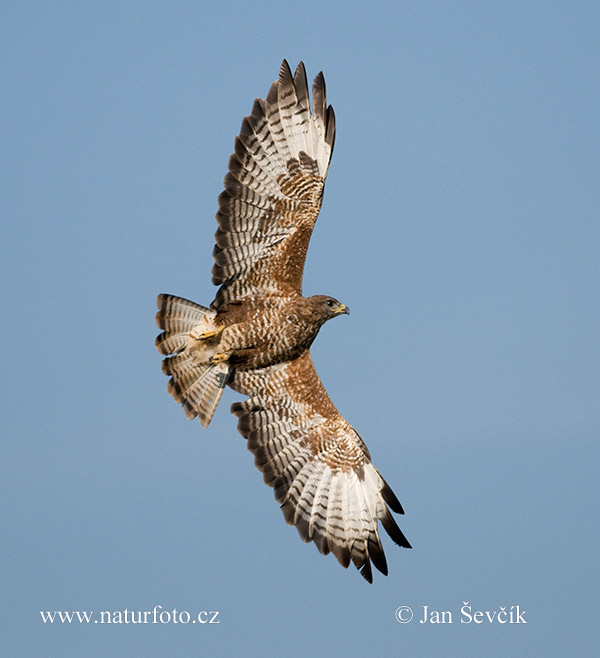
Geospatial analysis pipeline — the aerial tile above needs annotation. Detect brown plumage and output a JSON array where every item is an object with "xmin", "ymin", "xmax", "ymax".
[{"xmin": 155, "ymin": 60, "xmax": 411, "ymax": 583}]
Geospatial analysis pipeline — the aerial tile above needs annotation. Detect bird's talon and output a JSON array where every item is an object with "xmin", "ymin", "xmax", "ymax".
[{"xmin": 190, "ymin": 328, "xmax": 222, "ymax": 341}]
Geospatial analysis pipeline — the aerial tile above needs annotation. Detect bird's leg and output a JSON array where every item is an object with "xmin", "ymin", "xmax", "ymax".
[
  {"xmin": 189, "ymin": 327, "xmax": 223, "ymax": 341},
  {"xmin": 209, "ymin": 352, "xmax": 229, "ymax": 365}
]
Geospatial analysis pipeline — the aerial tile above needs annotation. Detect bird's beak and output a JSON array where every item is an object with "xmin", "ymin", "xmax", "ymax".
[{"xmin": 334, "ymin": 303, "xmax": 350, "ymax": 316}]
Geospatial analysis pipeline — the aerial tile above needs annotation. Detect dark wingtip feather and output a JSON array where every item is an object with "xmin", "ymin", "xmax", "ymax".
[
  {"xmin": 359, "ymin": 559, "xmax": 373, "ymax": 584},
  {"xmin": 313, "ymin": 532, "xmax": 330, "ymax": 556},
  {"xmin": 381, "ymin": 510, "xmax": 412, "ymax": 549},
  {"xmin": 368, "ymin": 535, "xmax": 389, "ymax": 576},
  {"xmin": 293, "ymin": 62, "xmax": 309, "ymax": 108},
  {"xmin": 278, "ymin": 59, "xmax": 293, "ymax": 88},
  {"xmin": 239, "ymin": 115, "xmax": 253, "ymax": 138},
  {"xmin": 266, "ymin": 79, "xmax": 278, "ymax": 108},
  {"xmin": 312, "ymin": 71, "xmax": 326, "ymax": 122},
  {"xmin": 331, "ymin": 542, "xmax": 351, "ymax": 569},
  {"xmin": 293, "ymin": 61, "xmax": 307, "ymax": 83},
  {"xmin": 381, "ymin": 478, "xmax": 405, "ymax": 514},
  {"xmin": 251, "ymin": 97, "xmax": 266, "ymax": 121},
  {"xmin": 295, "ymin": 513, "xmax": 311, "ymax": 543},
  {"xmin": 279, "ymin": 58, "xmax": 291, "ymax": 76},
  {"xmin": 280, "ymin": 500, "xmax": 295, "ymax": 525},
  {"xmin": 325, "ymin": 105, "xmax": 336, "ymax": 153}
]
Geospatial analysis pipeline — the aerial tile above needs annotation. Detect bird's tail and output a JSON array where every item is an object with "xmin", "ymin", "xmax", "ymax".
[{"xmin": 155, "ymin": 294, "xmax": 231, "ymax": 427}]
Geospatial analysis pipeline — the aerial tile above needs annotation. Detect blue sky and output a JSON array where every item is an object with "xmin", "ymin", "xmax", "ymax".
[{"xmin": 2, "ymin": 1, "xmax": 598, "ymax": 656}]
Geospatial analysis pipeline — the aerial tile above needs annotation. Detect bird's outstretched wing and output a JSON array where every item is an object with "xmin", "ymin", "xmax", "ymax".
[
  {"xmin": 212, "ymin": 60, "xmax": 336, "ymax": 309},
  {"xmin": 230, "ymin": 351, "xmax": 411, "ymax": 583}
]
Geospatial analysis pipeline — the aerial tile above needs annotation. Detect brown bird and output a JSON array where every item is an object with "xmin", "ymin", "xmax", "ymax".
[{"xmin": 155, "ymin": 60, "xmax": 411, "ymax": 583}]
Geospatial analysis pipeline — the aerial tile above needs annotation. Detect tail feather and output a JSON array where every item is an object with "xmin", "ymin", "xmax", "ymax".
[
  {"xmin": 155, "ymin": 294, "xmax": 231, "ymax": 427},
  {"xmin": 168, "ymin": 361, "xmax": 230, "ymax": 426},
  {"xmin": 155, "ymin": 294, "xmax": 214, "ymax": 355}
]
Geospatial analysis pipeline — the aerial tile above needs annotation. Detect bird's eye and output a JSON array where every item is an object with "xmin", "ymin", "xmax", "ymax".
[{"xmin": 327, "ymin": 299, "xmax": 335, "ymax": 307}]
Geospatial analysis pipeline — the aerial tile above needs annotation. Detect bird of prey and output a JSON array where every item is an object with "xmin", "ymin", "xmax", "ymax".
[{"xmin": 155, "ymin": 60, "xmax": 411, "ymax": 582}]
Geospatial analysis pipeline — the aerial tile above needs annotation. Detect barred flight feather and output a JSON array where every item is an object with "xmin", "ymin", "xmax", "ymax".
[
  {"xmin": 218, "ymin": 193, "xmax": 271, "ymax": 222},
  {"xmin": 214, "ymin": 226, "xmax": 289, "ymax": 250},
  {"xmin": 251, "ymin": 424, "xmax": 303, "ymax": 462},
  {"xmin": 230, "ymin": 140, "xmax": 281, "ymax": 194}
]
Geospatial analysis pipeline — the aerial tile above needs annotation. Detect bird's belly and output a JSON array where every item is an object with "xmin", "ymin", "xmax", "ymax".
[{"xmin": 220, "ymin": 312, "xmax": 314, "ymax": 370}]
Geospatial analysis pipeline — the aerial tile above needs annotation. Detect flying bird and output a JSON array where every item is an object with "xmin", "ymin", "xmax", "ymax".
[{"xmin": 155, "ymin": 60, "xmax": 411, "ymax": 582}]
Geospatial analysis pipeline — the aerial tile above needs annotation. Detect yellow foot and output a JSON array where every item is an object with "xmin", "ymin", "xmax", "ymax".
[
  {"xmin": 209, "ymin": 353, "xmax": 229, "ymax": 365},
  {"xmin": 190, "ymin": 328, "xmax": 222, "ymax": 341}
]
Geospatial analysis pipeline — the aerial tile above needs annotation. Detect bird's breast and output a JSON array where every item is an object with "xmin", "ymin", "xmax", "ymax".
[{"xmin": 219, "ymin": 299, "xmax": 320, "ymax": 369}]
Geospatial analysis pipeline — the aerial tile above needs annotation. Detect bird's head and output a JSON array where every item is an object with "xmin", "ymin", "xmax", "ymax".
[{"xmin": 310, "ymin": 295, "xmax": 350, "ymax": 322}]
